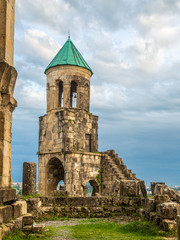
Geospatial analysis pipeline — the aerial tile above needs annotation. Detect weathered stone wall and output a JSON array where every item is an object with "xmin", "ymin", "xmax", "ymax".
[
  {"xmin": 0, "ymin": 0, "xmax": 15, "ymax": 66},
  {"xmin": 101, "ymin": 150, "xmax": 137, "ymax": 196},
  {"xmin": 39, "ymin": 152, "xmax": 102, "ymax": 196},
  {"xmin": 139, "ymin": 182, "xmax": 180, "ymax": 231},
  {"xmin": 39, "ymin": 109, "xmax": 98, "ymax": 153},
  {"xmin": 33, "ymin": 196, "xmax": 144, "ymax": 220},
  {"xmin": 46, "ymin": 65, "xmax": 91, "ymax": 112},
  {"xmin": 39, "ymin": 150, "xmax": 140, "ymax": 198},
  {"xmin": 22, "ymin": 162, "xmax": 36, "ymax": 195}
]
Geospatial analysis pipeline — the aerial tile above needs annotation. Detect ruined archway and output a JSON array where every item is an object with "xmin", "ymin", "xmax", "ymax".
[
  {"xmin": 84, "ymin": 179, "xmax": 99, "ymax": 197},
  {"xmin": 46, "ymin": 158, "xmax": 64, "ymax": 195}
]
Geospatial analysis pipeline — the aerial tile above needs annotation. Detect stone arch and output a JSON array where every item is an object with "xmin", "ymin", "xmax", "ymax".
[
  {"xmin": 83, "ymin": 179, "xmax": 100, "ymax": 197},
  {"xmin": 46, "ymin": 158, "xmax": 64, "ymax": 195},
  {"xmin": 70, "ymin": 81, "xmax": 77, "ymax": 107}
]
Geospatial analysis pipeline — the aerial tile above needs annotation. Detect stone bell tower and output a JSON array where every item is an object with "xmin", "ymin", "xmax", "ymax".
[
  {"xmin": 38, "ymin": 37, "xmax": 100, "ymax": 196},
  {"xmin": 0, "ymin": 0, "xmax": 17, "ymax": 202}
]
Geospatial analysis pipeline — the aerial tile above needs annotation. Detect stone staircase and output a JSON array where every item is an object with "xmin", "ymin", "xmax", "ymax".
[{"xmin": 100, "ymin": 150, "xmax": 138, "ymax": 196}]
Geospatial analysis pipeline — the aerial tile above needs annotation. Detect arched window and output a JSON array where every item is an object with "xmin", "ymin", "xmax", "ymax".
[
  {"xmin": 59, "ymin": 81, "xmax": 63, "ymax": 107},
  {"xmin": 70, "ymin": 81, "xmax": 77, "ymax": 108}
]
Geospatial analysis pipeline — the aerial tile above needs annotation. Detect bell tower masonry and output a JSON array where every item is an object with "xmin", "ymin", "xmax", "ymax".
[
  {"xmin": 0, "ymin": 0, "xmax": 17, "ymax": 197},
  {"xmin": 38, "ymin": 37, "xmax": 139, "ymax": 197},
  {"xmin": 38, "ymin": 37, "xmax": 99, "ymax": 196}
]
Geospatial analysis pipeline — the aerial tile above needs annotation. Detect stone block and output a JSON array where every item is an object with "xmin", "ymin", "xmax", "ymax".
[
  {"xmin": 14, "ymin": 217, "xmax": 22, "ymax": 230},
  {"xmin": 154, "ymin": 194, "xmax": 170, "ymax": 204},
  {"xmin": 162, "ymin": 219, "xmax": 177, "ymax": 231},
  {"xmin": 177, "ymin": 215, "xmax": 180, "ymax": 240},
  {"xmin": 26, "ymin": 198, "xmax": 41, "ymax": 213},
  {"xmin": 138, "ymin": 181, "xmax": 147, "ymax": 198},
  {"xmin": 0, "ymin": 227, "xmax": 2, "ymax": 240},
  {"xmin": 22, "ymin": 215, "xmax": 33, "ymax": 227},
  {"xmin": 164, "ymin": 186, "xmax": 180, "ymax": 202},
  {"xmin": 1, "ymin": 224, "xmax": 10, "ymax": 239},
  {"xmin": 120, "ymin": 180, "xmax": 139, "ymax": 197},
  {"xmin": 151, "ymin": 182, "xmax": 165, "ymax": 196},
  {"xmin": 0, "ymin": 188, "xmax": 16, "ymax": 204},
  {"xmin": 12, "ymin": 200, "xmax": 27, "ymax": 217},
  {"xmin": 154, "ymin": 184, "xmax": 165, "ymax": 195},
  {"xmin": 139, "ymin": 208, "xmax": 146, "ymax": 218},
  {"xmin": 145, "ymin": 199, "xmax": 156, "ymax": 212},
  {"xmin": 157, "ymin": 202, "xmax": 180, "ymax": 219},
  {"xmin": 32, "ymin": 223, "xmax": 45, "ymax": 233},
  {"xmin": 0, "ymin": 205, "xmax": 13, "ymax": 223}
]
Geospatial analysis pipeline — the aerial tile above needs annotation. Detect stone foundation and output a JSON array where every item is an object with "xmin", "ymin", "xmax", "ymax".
[
  {"xmin": 27, "ymin": 196, "xmax": 144, "ymax": 220},
  {"xmin": 0, "ymin": 200, "xmax": 27, "ymax": 224}
]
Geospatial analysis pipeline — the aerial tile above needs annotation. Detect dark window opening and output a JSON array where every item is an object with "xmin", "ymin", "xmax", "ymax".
[
  {"xmin": 59, "ymin": 81, "xmax": 63, "ymax": 107},
  {"xmin": 85, "ymin": 134, "xmax": 91, "ymax": 152},
  {"xmin": 70, "ymin": 81, "xmax": 77, "ymax": 108}
]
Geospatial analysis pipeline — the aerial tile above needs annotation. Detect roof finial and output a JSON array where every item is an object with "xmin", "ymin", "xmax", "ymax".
[{"xmin": 68, "ymin": 30, "xmax": 70, "ymax": 39}]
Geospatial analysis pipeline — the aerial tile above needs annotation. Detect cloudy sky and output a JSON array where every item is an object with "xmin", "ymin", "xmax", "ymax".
[{"xmin": 12, "ymin": 0, "xmax": 180, "ymax": 186}]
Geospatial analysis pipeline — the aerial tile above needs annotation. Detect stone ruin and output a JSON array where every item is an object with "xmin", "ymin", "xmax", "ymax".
[
  {"xmin": 38, "ymin": 37, "xmax": 146, "ymax": 198},
  {"xmin": 1, "ymin": 1, "xmax": 180, "ymax": 239},
  {"xmin": 139, "ymin": 182, "xmax": 180, "ymax": 232}
]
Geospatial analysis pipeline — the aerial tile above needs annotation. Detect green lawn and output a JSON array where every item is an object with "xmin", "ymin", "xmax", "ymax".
[
  {"xmin": 52, "ymin": 221, "xmax": 173, "ymax": 240},
  {"xmin": 4, "ymin": 220, "xmax": 175, "ymax": 240}
]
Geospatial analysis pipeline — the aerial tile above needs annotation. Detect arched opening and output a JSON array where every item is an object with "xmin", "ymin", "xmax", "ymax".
[
  {"xmin": 70, "ymin": 81, "xmax": 77, "ymax": 108},
  {"xmin": 57, "ymin": 180, "xmax": 64, "ymax": 190},
  {"xmin": 85, "ymin": 180, "xmax": 99, "ymax": 197},
  {"xmin": 46, "ymin": 158, "xmax": 64, "ymax": 195},
  {"xmin": 59, "ymin": 81, "xmax": 63, "ymax": 107}
]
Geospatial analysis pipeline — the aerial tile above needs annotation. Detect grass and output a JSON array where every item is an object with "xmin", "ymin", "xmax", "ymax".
[
  {"xmin": 20, "ymin": 194, "xmax": 41, "ymax": 200},
  {"xmin": 4, "ymin": 220, "xmax": 176, "ymax": 240},
  {"xmin": 59, "ymin": 221, "xmax": 174, "ymax": 240},
  {"xmin": 4, "ymin": 229, "xmax": 53, "ymax": 240}
]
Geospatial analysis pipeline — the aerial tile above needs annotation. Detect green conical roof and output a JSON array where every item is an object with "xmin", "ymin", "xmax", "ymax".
[{"xmin": 45, "ymin": 37, "xmax": 93, "ymax": 75}]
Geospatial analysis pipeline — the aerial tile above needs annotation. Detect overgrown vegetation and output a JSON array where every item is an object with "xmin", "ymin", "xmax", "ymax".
[
  {"xmin": 20, "ymin": 194, "xmax": 41, "ymax": 200},
  {"xmin": 4, "ymin": 229, "xmax": 53, "ymax": 240}
]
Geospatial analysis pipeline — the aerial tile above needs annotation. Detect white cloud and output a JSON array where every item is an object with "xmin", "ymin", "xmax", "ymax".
[{"xmin": 12, "ymin": 0, "xmax": 180, "ymax": 185}]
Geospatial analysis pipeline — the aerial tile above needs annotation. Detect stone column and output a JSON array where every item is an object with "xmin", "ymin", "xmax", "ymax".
[
  {"xmin": 0, "ymin": 0, "xmax": 15, "ymax": 65},
  {"xmin": 22, "ymin": 162, "xmax": 37, "ymax": 195},
  {"xmin": 177, "ymin": 215, "xmax": 180, "ymax": 240},
  {"xmin": 0, "ymin": 0, "xmax": 17, "ymax": 191}
]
